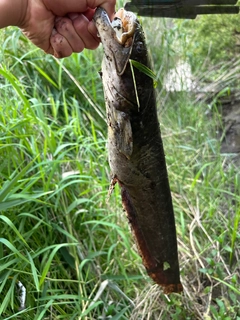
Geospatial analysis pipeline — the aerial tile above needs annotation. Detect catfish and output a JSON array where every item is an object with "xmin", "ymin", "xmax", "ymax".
[{"xmin": 94, "ymin": 7, "xmax": 182, "ymax": 293}]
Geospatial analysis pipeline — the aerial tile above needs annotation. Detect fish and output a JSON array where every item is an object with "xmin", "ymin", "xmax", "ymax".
[{"xmin": 94, "ymin": 7, "xmax": 183, "ymax": 294}]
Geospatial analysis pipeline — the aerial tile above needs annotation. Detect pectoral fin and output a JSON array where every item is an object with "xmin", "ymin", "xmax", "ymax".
[{"xmin": 111, "ymin": 43, "xmax": 133, "ymax": 76}]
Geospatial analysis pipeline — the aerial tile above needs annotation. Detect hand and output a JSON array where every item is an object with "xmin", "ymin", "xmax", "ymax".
[{"xmin": 19, "ymin": 0, "xmax": 116, "ymax": 58}]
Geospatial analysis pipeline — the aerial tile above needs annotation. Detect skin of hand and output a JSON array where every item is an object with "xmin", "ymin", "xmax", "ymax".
[{"xmin": 18, "ymin": 0, "xmax": 116, "ymax": 58}]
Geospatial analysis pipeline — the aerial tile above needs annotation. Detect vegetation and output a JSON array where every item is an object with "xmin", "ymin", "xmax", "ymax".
[
  {"xmin": 179, "ymin": 14, "xmax": 240, "ymax": 69},
  {"xmin": 0, "ymin": 11, "xmax": 239, "ymax": 320}
]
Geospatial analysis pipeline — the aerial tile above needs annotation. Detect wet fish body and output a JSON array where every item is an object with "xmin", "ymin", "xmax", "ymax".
[{"xmin": 94, "ymin": 7, "xmax": 182, "ymax": 293}]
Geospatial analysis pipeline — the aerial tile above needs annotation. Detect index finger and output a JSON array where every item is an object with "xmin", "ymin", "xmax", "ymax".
[
  {"xmin": 94, "ymin": 0, "xmax": 116, "ymax": 20},
  {"xmin": 43, "ymin": 0, "xmax": 116, "ymax": 20}
]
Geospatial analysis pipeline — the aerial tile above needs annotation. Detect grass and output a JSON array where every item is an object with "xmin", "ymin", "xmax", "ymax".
[{"xmin": 0, "ymin": 16, "xmax": 240, "ymax": 320}]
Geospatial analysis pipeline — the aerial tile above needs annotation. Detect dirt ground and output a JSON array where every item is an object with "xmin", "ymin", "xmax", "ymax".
[
  {"xmin": 220, "ymin": 100, "xmax": 240, "ymax": 155},
  {"xmin": 164, "ymin": 60, "xmax": 240, "ymax": 160},
  {"xmin": 196, "ymin": 91, "xmax": 240, "ymax": 163}
]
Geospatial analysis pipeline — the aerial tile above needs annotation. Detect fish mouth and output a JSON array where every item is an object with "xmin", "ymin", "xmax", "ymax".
[
  {"xmin": 112, "ymin": 8, "xmax": 137, "ymax": 46},
  {"xmin": 94, "ymin": 7, "xmax": 138, "ymax": 75},
  {"xmin": 94, "ymin": 7, "xmax": 137, "ymax": 47}
]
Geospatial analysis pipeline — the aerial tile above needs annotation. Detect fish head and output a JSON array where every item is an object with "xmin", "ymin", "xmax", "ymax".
[{"xmin": 94, "ymin": 7, "xmax": 138, "ymax": 75}]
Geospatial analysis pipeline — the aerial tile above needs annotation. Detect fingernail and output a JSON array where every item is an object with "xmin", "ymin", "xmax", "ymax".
[
  {"xmin": 68, "ymin": 13, "xmax": 79, "ymax": 20},
  {"xmin": 51, "ymin": 28, "xmax": 57, "ymax": 36},
  {"xmin": 55, "ymin": 16, "xmax": 62, "ymax": 23}
]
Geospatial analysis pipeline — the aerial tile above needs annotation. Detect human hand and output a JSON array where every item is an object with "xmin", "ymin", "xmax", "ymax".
[{"xmin": 19, "ymin": 0, "xmax": 116, "ymax": 58}]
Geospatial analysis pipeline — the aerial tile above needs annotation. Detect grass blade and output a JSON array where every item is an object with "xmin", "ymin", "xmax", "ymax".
[
  {"xmin": 38, "ymin": 243, "xmax": 78, "ymax": 288},
  {"xmin": 0, "ymin": 68, "xmax": 30, "ymax": 107},
  {"xmin": 26, "ymin": 251, "xmax": 40, "ymax": 292},
  {"xmin": 0, "ymin": 238, "xmax": 29, "ymax": 263},
  {"xmin": 0, "ymin": 215, "xmax": 30, "ymax": 248}
]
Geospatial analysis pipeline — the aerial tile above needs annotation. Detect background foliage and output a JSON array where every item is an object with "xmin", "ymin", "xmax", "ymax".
[
  {"xmin": 179, "ymin": 14, "xmax": 240, "ymax": 68},
  {"xmin": 0, "ymin": 7, "xmax": 240, "ymax": 320}
]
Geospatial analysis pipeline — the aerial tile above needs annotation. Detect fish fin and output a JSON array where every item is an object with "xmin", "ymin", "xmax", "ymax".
[
  {"xmin": 112, "ymin": 34, "xmax": 135, "ymax": 76},
  {"xmin": 112, "ymin": 46, "xmax": 132, "ymax": 76}
]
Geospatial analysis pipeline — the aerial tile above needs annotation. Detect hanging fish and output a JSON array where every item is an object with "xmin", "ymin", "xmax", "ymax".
[{"xmin": 94, "ymin": 7, "xmax": 182, "ymax": 294}]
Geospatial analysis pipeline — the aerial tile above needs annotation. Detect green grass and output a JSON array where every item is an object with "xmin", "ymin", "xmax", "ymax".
[{"xmin": 0, "ymin": 17, "xmax": 240, "ymax": 319}]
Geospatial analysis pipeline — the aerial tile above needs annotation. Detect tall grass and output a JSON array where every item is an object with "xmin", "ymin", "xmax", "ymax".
[
  {"xmin": 0, "ymin": 27, "xmax": 140, "ymax": 319},
  {"xmin": 0, "ymin": 16, "xmax": 239, "ymax": 320}
]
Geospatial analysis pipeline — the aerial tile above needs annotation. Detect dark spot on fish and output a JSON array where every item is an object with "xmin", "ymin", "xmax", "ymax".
[
  {"xmin": 113, "ymin": 17, "xmax": 122, "ymax": 30},
  {"xmin": 106, "ymin": 55, "xmax": 112, "ymax": 62},
  {"xmin": 150, "ymin": 181, "xmax": 156, "ymax": 189},
  {"xmin": 135, "ymin": 41, "xmax": 143, "ymax": 54},
  {"xmin": 146, "ymin": 264, "xmax": 161, "ymax": 274}
]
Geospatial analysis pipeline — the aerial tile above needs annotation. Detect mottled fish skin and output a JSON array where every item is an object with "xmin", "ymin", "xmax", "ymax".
[{"xmin": 94, "ymin": 7, "xmax": 182, "ymax": 294}]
